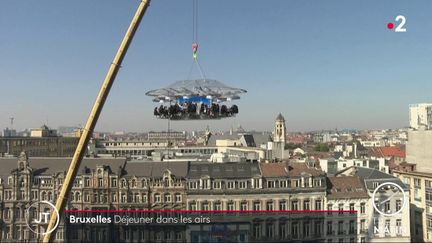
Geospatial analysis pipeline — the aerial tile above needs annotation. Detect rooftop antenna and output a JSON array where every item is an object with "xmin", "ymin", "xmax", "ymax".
[{"xmin": 9, "ymin": 117, "xmax": 14, "ymax": 129}]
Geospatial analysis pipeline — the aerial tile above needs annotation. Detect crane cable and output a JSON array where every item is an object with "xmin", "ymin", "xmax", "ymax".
[{"xmin": 188, "ymin": 0, "xmax": 206, "ymax": 80}]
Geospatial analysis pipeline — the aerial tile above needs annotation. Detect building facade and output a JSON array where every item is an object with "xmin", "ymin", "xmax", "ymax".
[
  {"xmin": 186, "ymin": 161, "xmax": 327, "ymax": 242},
  {"xmin": 0, "ymin": 137, "xmax": 79, "ymax": 157},
  {"xmin": 409, "ymin": 103, "xmax": 432, "ymax": 130},
  {"xmin": 394, "ymin": 170, "xmax": 432, "ymax": 242},
  {"xmin": 0, "ymin": 154, "xmax": 412, "ymax": 242},
  {"xmin": 337, "ymin": 167, "xmax": 411, "ymax": 242},
  {"xmin": 406, "ymin": 129, "xmax": 432, "ymax": 173},
  {"xmin": 325, "ymin": 176, "xmax": 370, "ymax": 243}
]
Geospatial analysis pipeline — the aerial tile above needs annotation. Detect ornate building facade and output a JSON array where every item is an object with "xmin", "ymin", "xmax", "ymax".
[{"xmin": 0, "ymin": 153, "xmax": 411, "ymax": 242}]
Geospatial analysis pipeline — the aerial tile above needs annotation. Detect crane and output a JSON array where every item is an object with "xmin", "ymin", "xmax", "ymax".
[{"xmin": 43, "ymin": 0, "xmax": 151, "ymax": 241}]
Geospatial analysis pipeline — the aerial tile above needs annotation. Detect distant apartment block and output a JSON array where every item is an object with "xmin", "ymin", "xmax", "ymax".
[
  {"xmin": 30, "ymin": 124, "xmax": 57, "ymax": 137},
  {"xmin": 406, "ymin": 129, "xmax": 432, "ymax": 173},
  {"xmin": 409, "ymin": 103, "xmax": 432, "ymax": 130},
  {"xmin": 147, "ymin": 131, "xmax": 186, "ymax": 141},
  {"xmin": 0, "ymin": 136, "xmax": 79, "ymax": 157},
  {"xmin": 319, "ymin": 157, "xmax": 388, "ymax": 175}
]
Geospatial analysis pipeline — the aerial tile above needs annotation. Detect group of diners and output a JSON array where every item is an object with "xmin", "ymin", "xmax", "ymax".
[{"xmin": 153, "ymin": 102, "xmax": 239, "ymax": 119}]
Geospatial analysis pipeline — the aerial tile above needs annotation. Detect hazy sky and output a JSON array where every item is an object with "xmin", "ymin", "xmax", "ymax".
[{"xmin": 1, "ymin": 0, "xmax": 432, "ymax": 132}]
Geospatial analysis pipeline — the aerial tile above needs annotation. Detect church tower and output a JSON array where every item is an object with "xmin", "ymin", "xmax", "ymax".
[
  {"xmin": 274, "ymin": 113, "xmax": 286, "ymax": 143},
  {"xmin": 273, "ymin": 113, "xmax": 286, "ymax": 160}
]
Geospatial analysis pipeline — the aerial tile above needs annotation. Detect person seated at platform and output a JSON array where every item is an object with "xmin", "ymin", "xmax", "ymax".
[
  {"xmin": 221, "ymin": 105, "xmax": 228, "ymax": 116},
  {"xmin": 230, "ymin": 105, "xmax": 239, "ymax": 114}
]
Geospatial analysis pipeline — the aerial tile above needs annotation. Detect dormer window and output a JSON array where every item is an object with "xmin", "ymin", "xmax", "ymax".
[{"xmin": 121, "ymin": 179, "xmax": 127, "ymax": 188}]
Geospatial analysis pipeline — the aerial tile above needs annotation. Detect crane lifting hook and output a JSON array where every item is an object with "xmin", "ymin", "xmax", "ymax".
[{"xmin": 192, "ymin": 42, "xmax": 198, "ymax": 60}]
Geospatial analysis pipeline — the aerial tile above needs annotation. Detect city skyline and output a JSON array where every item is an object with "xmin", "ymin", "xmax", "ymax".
[{"xmin": 1, "ymin": 0, "xmax": 432, "ymax": 132}]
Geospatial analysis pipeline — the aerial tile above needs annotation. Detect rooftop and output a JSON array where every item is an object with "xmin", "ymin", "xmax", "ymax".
[{"xmin": 326, "ymin": 176, "xmax": 369, "ymax": 199}]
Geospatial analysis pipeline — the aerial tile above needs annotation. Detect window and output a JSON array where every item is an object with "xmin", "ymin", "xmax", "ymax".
[
  {"xmin": 327, "ymin": 222, "xmax": 333, "ymax": 235},
  {"xmin": 426, "ymin": 191, "xmax": 432, "ymax": 201},
  {"xmin": 349, "ymin": 203, "xmax": 355, "ymax": 214},
  {"xmin": 98, "ymin": 178, "xmax": 103, "ymax": 187},
  {"xmin": 202, "ymin": 179, "xmax": 209, "ymax": 189},
  {"xmin": 189, "ymin": 181, "xmax": 198, "ymax": 189},
  {"xmin": 175, "ymin": 194, "xmax": 182, "ymax": 203},
  {"xmin": 214, "ymin": 202, "xmax": 222, "ymax": 211},
  {"xmin": 426, "ymin": 180, "xmax": 432, "ymax": 188},
  {"xmin": 291, "ymin": 200, "xmax": 298, "ymax": 210},
  {"xmin": 227, "ymin": 202, "xmax": 235, "ymax": 211},
  {"xmin": 253, "ymin": 224, "xmax": 261, "ymax": 239},
  {"xmin": 267, "ymin": 180, "xmax": 276, "ymax": 188},
  {"xmin": 360, "ymin": 220, "xmax": 366, "ymax": 233},
  {"xmin": 202, "ymin": 202, "xmax": 209, "ymax": 210},
  {"xmin": 239, "ymin": 181, "xmax": 247, "ymax": 189},
  {"xmin": 111, "ymin": 178, "xmax": 117, "ymax": 187},
  {"xmin": 360, "ymin": 202, "xmax": 366, "ymax": 214},
  {"xmin": 279, "ymin": 223, "xmax": 287, "ymax": 238},
  {"xmin": 338, "ymin": 221, "xmax": 343, "ymax": 234},
  {"xmin": 384, "ymin": 201, "xmax": 390, "ymax": 213},
  {"xmin": 304, "ymin": 178, "xmax": 310, "ymax": 187},
  {"xmin": 315, "ymin": 221, "xmax": 322, "ymax": 236},
  {"xmin": 303, "ymin": 222, "xmax": 310, "ymax": 237},
  {"xmin": 121, "ymin": 179, "xmax": 127, "ymax": 188},
  {"xmin": 338, "ymin": 204, "xmax": 344, "ymax": 214},
  {"xmin": 85, "ymin": 178, "xmax": 90, "ymax": 187},
  {"xmin": 396, "ymin": 200, "xmax": 402, "ymax": 211},
  {"xmin": 279, "ymin": 201, "xmax": 287, "ymax": 210},
  {"xmin": 253, "ymin": 201, "xmax": 261, "ymax": 210},
  {"xmin": 396, "ymin": 219, "xmax": 402, "ymax": 235},
  {"xmin": 266, "ymin": 201, "xmax": 274, "ymax": 211},
  {"xmin": 253, "ymin": 178, "xmax": 261, "ymax": 188},
  {"xmin": 266, "ymin": 223, "xmax": 274, "ymax": 238},
  {"xmin": 315, "ymin": 200, "xmax": 322, "ymax": 210},
  {"xmin": 327, "ymin": 204, "xmax": 333, "ymax": 215},
  {"xmin": 313, "ymin": 178, "xmax": 321, "ymax": 187},
  {"xmin": 154, "ymin": 194, "xmax": 161, "ymax": 203},
  {"xmin": 304, "ymin": 200, "xmax": 310, "ymax": 210},
  {"xmin": 292, "ymin": 222, "xmax": 299, "ymax": 238},
  {"xmin": 213, "ymin": 181, "xmax": 221, "ymax": 189},
  {"xmin": 415, "ymin": 178, "xmax": 422, "ymax": 188},
  {"xmin": 32, "ymin": 191, "xmax": 38, "ymax": 200},
  {"xmin": 385, "ymin": 220, "xmax": 391, "ymax": 235},
  {"xmin": 189, "ymin": 202, "xmax": 197, "ymax": 210},
  {"xmin": 227, "ymin": 181, "xmax": 235, "ymax": 189},
  {"xmin": 241, "ymin": 202, "xmax": 248, "ymax": 211},
  {"xmin": 280, "ymin": 180, "xmax": 287, "ymax": 188},
  {"xmin": 164, "ymin": 194, "xmax": 171, "ymax": 203},
  {"xmin": 349, "ymin": 220, "xmax": 355, "ymax": 234}
]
